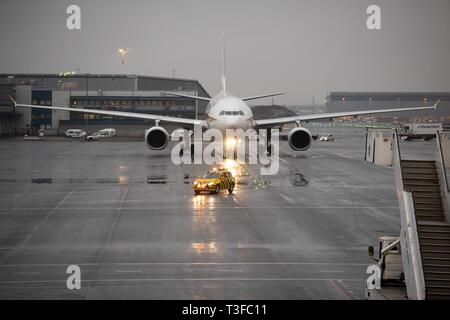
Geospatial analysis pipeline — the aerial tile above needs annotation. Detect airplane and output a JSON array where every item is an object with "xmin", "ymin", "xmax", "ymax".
[{"xmin": 9, "ymin": 34, "xmax": 440, "ymax": 154}]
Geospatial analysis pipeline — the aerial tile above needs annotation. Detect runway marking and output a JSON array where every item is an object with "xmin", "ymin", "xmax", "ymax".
[
  {"xmin": 276, "ymin": 156, "xmax": 289, "ymax": 165},
  {"xmin": 337, "ymin": 279, "xmax": 358, "ymax": 300},
  {"xmin": 0, "ymin": 278, "xmax": 366, "ymax": 284},
  {"xmin": 86, "ymin": 180, "xmax": 130, "ymax": 292},
  {"xmin": 329, "ymin": 279, "xmax": 352, "ymax": 300},
  {"xmin": 279, "ymin": 194, "xmax": 294, "ymax": 204},
  {"xmin": 0, "ymin": 187, "xmax": 77, "ymax": 265},
  {"xmin": 0, "ymin": 262, "xmax": 369, "ymax": 267},
  {"xmin": 0, "ymin": 246, "xmax": 368, "ymax": 252},
  {"xmin": 0, "ymin": 206, "xmax": 399, "ymax": 211},
  {"xmin": 12, "ymin": 271, "xmax": 39, "ymax": 275}
]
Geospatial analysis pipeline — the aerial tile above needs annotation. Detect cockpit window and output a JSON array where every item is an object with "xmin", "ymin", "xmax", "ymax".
[{"xmin": 219, "ymin": 110, "xmax": 245, "ymax": 116}]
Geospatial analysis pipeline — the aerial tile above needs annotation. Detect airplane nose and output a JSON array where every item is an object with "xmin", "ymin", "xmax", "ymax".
[{"xmin": 227, "ymin": 117, "xmax": 247, "ymax": 129}]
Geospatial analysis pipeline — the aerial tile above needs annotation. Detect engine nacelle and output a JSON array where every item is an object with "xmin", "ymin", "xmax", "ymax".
[
  {"xmin": 145, "ymin": 126, "xmax": 169, "ymax": 150},
  {"xmin": 288, "ymin": 127, "xmax": 312, "ymax": 151}
]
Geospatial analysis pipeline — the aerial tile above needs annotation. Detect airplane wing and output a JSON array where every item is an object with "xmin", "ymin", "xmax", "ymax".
[
  {"xmin": 164, "ymin": 91, "xmax": 286, "ymax": 102},
  {"xmin": 164, "ymin": 91, "xmax": 211, "ymax": 101},
  {"xmin": 254, "ymin": 99, "xmax": 441, "ymax": 128},
  {"xmin": 241, "ymin": 92, "xmax": 286, "ymax": 101},
  {"xmin": 9, "ymin": 96, "xmax": 206, "ymax": 127}
]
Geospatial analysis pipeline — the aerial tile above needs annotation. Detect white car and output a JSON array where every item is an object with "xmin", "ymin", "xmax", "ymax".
[
  {"xmin": 85, "ymin": 132, "xmax": 101, "ymax": 140},
  {"xmin": 65, "ymin": 129, "xmax": 86, "ymax": 138},
  {"xmin": 319, "ymin": 134, "xmax": 334, "ymax": 142},
  {"xmin": 97, "ymin": 128, "xmax": 116, "ymax": 137}
]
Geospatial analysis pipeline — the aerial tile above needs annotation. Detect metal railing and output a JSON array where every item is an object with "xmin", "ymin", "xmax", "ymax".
[
  {"xmin": 435, "ymin": 131, "xmax": 450, "ymax": 224},
  {"xmin": 436, "ymin": 132, "xmax": 449, "ymax": 192},
  {"xmin": 393, "ymin": 130, "xmax": 426, "ymax": 300}
]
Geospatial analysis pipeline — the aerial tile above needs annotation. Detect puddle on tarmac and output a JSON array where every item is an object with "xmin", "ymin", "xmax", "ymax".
[
  {"xmin": 237, "ymin": 175, "xmax": 270, "ymax": 189},
  {"xmin": 1, "ymin": 172, "xmax": 193, "ymax": 186},
  {"xmin": 0, "ymin": 178, "xmax": 127, "ymax": 184},
  {"xmin": 31, "ymin": 178, "xmax": 52, "ymax": 184},
  {"xmin": 291, "ymin": 172, "xmax": 309, "ymax": 187},
  {"xmin": 146, "ymin": 175, "xmax": 168, "ymax": 184}
]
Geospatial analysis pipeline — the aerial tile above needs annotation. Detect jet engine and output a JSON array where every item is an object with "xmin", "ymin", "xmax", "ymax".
[
  {"xmin": 145, "ymin": 126, "xmax": 169, "ymax": 150},
  {"xmin": 288, "ymin": 127, "xmax": 312, "ymax": 151}
]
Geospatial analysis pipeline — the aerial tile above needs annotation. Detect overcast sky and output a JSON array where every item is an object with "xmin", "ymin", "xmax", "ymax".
[{"xmin": 0, "ymin": 0, "xmax": 449, "ymax": 104}]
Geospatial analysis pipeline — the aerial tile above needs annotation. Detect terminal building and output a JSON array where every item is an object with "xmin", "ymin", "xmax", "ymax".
[
  {"xmin": 325, "ymin": 92, "xmax": 450, "ymax": 122},
  {"xmin": 0, "ymin": 74, "xmax": 210, "ymax": 136}
]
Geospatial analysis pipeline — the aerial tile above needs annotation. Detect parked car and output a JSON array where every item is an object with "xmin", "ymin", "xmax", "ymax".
[
  {"xmin": 85, "ymin": 132, "xmax": 101, "ymax": 140},
  {"xmin": 65, "ymin": 129, "xmax": 86, "ymax": 138},
  {"xmin": 319, "ymin": 134, "xmax": 334, "ymax": 142},
  {"xmin": 97, "ymin": 128, "xmax": 116, "ymax": 137}
]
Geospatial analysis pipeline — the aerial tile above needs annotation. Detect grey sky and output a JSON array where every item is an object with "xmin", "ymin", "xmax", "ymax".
[{"xmin": 1, "ymin": 0, "xmax": 449, "ymax": 104}]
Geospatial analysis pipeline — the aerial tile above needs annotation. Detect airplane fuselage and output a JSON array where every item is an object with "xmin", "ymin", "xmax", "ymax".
[{"xmin": 205, "ymin": 93, "xmax": 254, "ymax": 131}]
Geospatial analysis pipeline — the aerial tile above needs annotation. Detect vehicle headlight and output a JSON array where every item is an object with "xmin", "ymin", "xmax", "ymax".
[
  {"xmin": 208, "ymin": 182, "xmax": 214, "ymax": 187},
  {"xmin": 193, "ymin": 181, "xmax": 198, "ymax": 185}
]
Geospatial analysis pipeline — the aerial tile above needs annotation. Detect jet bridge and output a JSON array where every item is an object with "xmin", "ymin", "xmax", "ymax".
[{"xmin": 365, "ymin": 128, "xmax": 393, "ymax": 166}]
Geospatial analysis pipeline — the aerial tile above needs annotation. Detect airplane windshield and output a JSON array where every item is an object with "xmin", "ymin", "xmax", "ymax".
[
  {"xmin": 201, "ymin": 172, "xmax": 220, "ymax": 179},
  {"xmin": 219, "ymin": 111, "xmax": 244, "ymax": 116}
]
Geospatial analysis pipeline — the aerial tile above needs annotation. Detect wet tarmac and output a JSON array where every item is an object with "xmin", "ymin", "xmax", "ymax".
[{"xmin": 0, "ymin": 127, "xmax": 437, "ymax": 299}]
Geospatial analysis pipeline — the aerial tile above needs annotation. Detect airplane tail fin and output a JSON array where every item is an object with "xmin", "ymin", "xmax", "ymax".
[{"xmin": 221, "ymin": 33, "xmax": 227, "ymax": 95}]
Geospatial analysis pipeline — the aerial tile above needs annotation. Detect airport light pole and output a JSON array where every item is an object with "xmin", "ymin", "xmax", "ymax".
[
  {"xmin": 118, "ymin": 48, "xmax": 128, "ymax": 64},
  {"xmin": 85, "ymin": 73, "xmax": 89, "ymax": 134},
  {"xmin": 195, "ymin": 90, "xmax": 198, "ymax": 120},
  {"xmin": 326, "ymin": 76, "xmax": 330, "ymax": 96}
]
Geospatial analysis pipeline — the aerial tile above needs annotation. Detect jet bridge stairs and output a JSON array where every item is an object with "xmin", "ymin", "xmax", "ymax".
[{"xmin": 393, "ymin": 131, "xmax": 450, "ymax": 300}]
